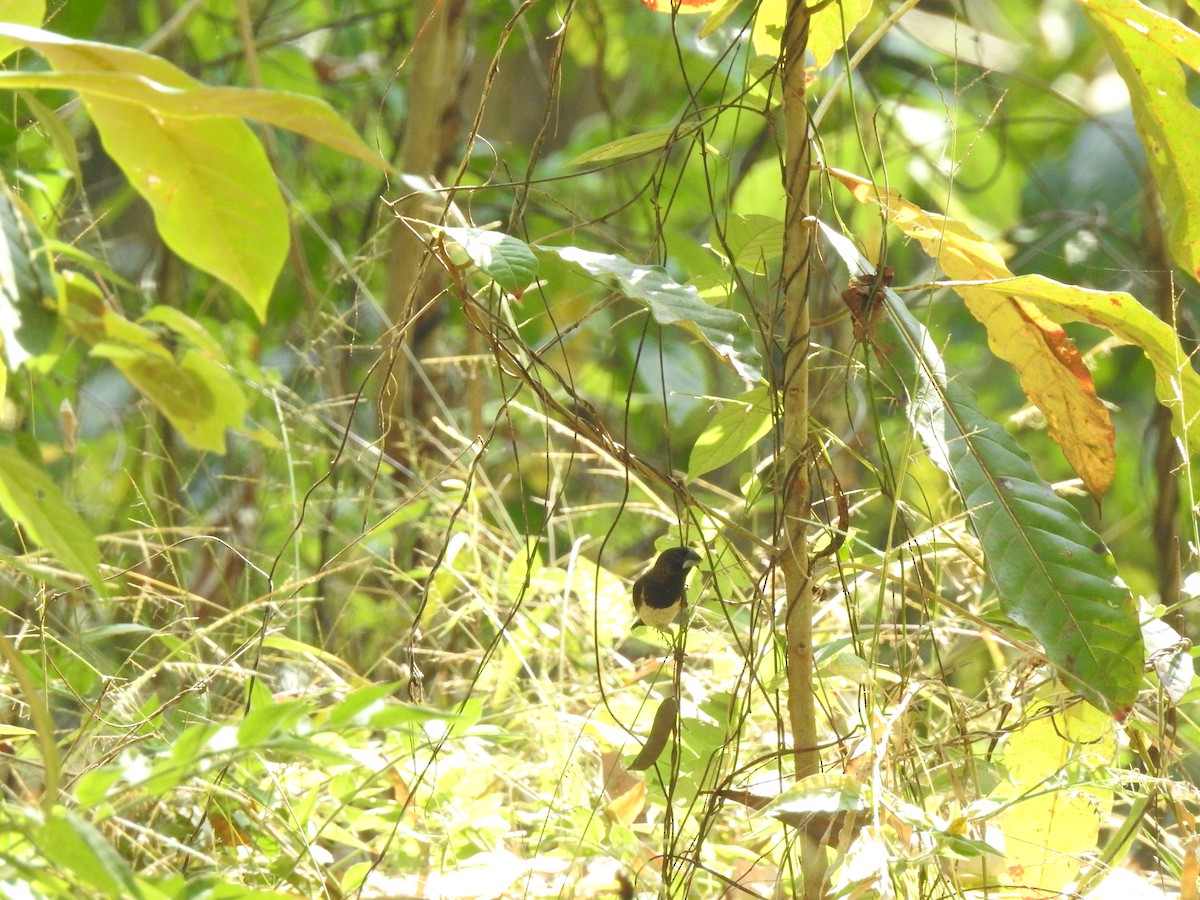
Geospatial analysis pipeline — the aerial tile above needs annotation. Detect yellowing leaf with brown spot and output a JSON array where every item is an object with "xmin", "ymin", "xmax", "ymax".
[
  {"xmin": 830, "ymin": 167, "xmax": 1115, "ymax": 500},
  {"xmin": 945, "ymin": 274, "xmax": 1200, "ymax": 473},
  {"xmin": 641, "ymin": 0, "xmax": 723, "ymax": 12}
]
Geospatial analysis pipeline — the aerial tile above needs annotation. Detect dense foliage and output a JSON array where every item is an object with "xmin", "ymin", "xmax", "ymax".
[{"xmin": 0, "ymin": 1, "xmax": 1196, "ymax": 897}]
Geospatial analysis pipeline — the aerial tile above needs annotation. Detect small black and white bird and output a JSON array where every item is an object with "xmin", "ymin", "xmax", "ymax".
[{"xmin": 632, "ymin": 547, "xmax": 702, "ymax": 630}]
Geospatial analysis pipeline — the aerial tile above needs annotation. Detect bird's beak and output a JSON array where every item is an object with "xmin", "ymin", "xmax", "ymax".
[{"xmin": 683, "ymin": 557, "xmax": 701, "ymax": 569}]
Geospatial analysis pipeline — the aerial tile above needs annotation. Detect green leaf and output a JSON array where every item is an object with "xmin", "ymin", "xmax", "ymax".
[
  {"xmin": 366, "ymin": 698, "xmax": 481, "ymax": 731},
  {"xmin": 89, "ymin": 343, "xmax": 246, "ymax": 453},
  {"xmin": 62, "ymin": 278, "xmax": 247, "ymax": 453},
  {"xmin": 717, "ymin": 213, "xmax": 783, "ymax": 275},
  {"xmin": 1138, "ymin": 600, "xmax": 1194, "ymax": 704},
  {"xmin": 322, "ymin": 681, "xmax": 403, "ymax": 730},
  {"xmin": 687, "ymin": 387, "xmax": 774, "ymax": 480},
  {"xmin": 1081, "ymin": 0, "xmax": 1200, "ymax": 278},
  {"xmin": 86, "ymin": 100, "xmax": 284, "ymax": 320},
  {"xmin": 542, "ymin": 245, "xmax": 763, "ymax": 382},
  {"xmin": 20, "ymin": 90, "xmax": 81, "ymax": 182},
  {"xmin": 40, "ymin": 810, "xmax": 143, "ymax": 899},
  {"xmin": 0, "ymin": 0, "xmax": 42, "ymax": 61},
  {"xmin": 821, "ymin": 224, "xmax": 1144, "ymax": 713},
  {"xmin": 0, "ymin": 69, "xmax": 389, "ymax": 171},
  {"xmin": 0, "ymin": 183, "xmax": 56, "ymax": 369},
  {"xmin": 262, "ymin": 634, "xmax": 359, "ymax": 668},
  {"xmin": 0, "ymin": 446, "xmax": 101, "ymax": 591},
  {"xmin": 439, "ymin": 226, "xmax": 538, "ymax": 294},
  {"xmin": 0, "ymin": 24, "xmax": 287, "ymax": 318},
  {"xmin": 568, "ymin": 125, "xmax": 702, "ymax": 166},
  {"xmin": 237, "ymin": 699, "xmax": 311, "ymax": 748},
  {"xmin": 73, "ymin": 765, "xmax": 125, "ymax": 809},
  {"xmin": 752, "ymin": 0, "xmax": 874, "ymax": 66},
  {"xmin": 762, "ymin": 773, "xmax": 863, "ymax": 827},
  {"xmin": 141, "ymin": 723, "xmax": 219, "ymax": 797},
  {"xmin": 140, "ymin": 306, "xmax": 228, "ymax": 363}
]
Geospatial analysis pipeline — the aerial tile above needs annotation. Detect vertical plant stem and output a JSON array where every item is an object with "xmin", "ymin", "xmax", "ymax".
[
  {"xmin": 381, "ymin": 0, "xmax": 468, "ymax": 463},
  {"xmin": 0, "ymin": 629, "xmax": 59, "ymax": 812},
  {"xmin": 1142, "ymin": 189, "xmax": 1184, "ymax": 619},
  {"xmin": 780, "ymin": 1, "xmax": 825, "ymax": 895}
]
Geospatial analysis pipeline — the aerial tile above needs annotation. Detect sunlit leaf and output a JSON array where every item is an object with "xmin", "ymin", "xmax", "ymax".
[
  {"xmin": 61, "ymin": 277, "xmax": 246, "ymax": 453},
  {"xmin": 0, "ymin": 0, "xmax": 42, "ymax": 61},
  {"xmin": 687, "ymin": 387, "xmax": 774, "ymax": 479},
  {"xmin": 1079, "ymin": 0, "xmax": 1200, "ymax": 279},
  {"xmin": 992, "ymin": 682, "xmax": 1115, "ymax": 894},
  {"xmin": 321, "ymin": 682, "xmax": 404, "ymax": 730},
  {"xmin": 939, "ymin": 275, "xmax": 1200, "ymax": 480},
  {"xmin": 543, "ymin": 245, "xmax": 762, "ymax": 381},
  {"xmin": 0, "ymin": 24, "xmax": 287, "ymax": 318},
  {"xmin": 763, "ymin": 772, "xmax": 863, "ymax": 823},
  {"xmin": 752, "ymin": 0, "xmax": 874, "ymax": 66},
  {"xmin": 1138, "ymin": 599, "xmax": 1195, "ymax": 704},
  {"xmin": 0, "ymin": 69, "xmax": 388, "ymax": 170},
  {"xmin": 90, "ymin": 344, "xmax": 246, "ymax": 454},
  {"xmin": 439, "ymin": 226, "xmax": 538, "ymax": 294},
  {"xmin": 698, "ymin": 0, "xmax": 750, "ymax": 37},
  {"xmin": 0, "ymin": 445, "xmax": 102, "ymax": 591}
]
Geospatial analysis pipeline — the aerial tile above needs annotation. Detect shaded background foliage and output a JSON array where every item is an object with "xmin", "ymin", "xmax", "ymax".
[{"xmin": 0, "ymin": 0, "xmax": 1193, "ymax": 897}]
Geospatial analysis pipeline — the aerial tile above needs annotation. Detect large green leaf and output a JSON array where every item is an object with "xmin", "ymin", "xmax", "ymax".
[
  {"xmin": 0, "ymin": 0, "xmax": 42, "ymax": 61},
  {"xmin": 715, "ymin": 214, "xmax": 783, "ymax": 276},
  {"xmin": 821, "ymin": 225, "xmax": 1143, "ymax": 713},
  {"xmin": 0, "ymin": 24, "xmax": 287, "ymax": 318},
  {"xmin": 687, "ymin": 386, "xmax": 774, "ymax": 480},
  {"xmin": 542, "ymin": 245, "xmax": 763, "ymax": 382},
  {"xmin": 1080, "ymin": 0, "xmax": 1200, "ymax": 279},
  {"xmin": 91, "ymin": 344, "xmax": 247, "ymax": 454},
  {"xmin": 0, "ymin": 69, "xmax": 387, "ymax": 170},
  {"xmin": 0, "ymin": 446, "xmax": 102, "ymax": 592}
]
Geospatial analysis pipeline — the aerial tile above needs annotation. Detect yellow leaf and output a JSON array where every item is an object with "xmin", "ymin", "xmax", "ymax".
[
  {"xmin": 831, "ymin": 168, "xmax": 1116, "ymax": 499},
  {"xmin": 1080, "ymin": 0, "xmax": 1200, "ymax": 279},
  {"xmin": 752, "ymin": 0, "xmax": 875, "ymax": 66},
  {"xmin": 951, "ymin": 274, "xmax": 1200, "ymax": 482},
  {"xmin": 992, "ymin": 683, "xmax": 1115, "ymax": 898}
]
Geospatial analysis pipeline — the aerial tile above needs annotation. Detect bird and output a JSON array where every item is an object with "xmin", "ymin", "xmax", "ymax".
[{"xmin": 632, "ymin": 547, "xmax": 702, "ymax": 630}]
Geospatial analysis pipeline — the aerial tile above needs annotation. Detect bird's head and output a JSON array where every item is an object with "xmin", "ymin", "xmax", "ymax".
[{"xmin": 654, "ymin": 546, "xmax": 702, "ymax": 573}]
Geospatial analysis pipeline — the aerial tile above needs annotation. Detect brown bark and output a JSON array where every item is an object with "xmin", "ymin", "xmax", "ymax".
[
  {"xmin": 779, "ymin": 1, "xmax": 825, "ymax": 895},
  {"xmin": 381, "ymin": 0, "xmax": 468, "ymax": 467}
]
